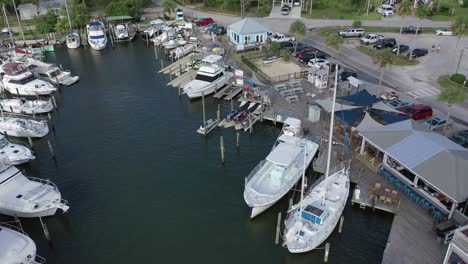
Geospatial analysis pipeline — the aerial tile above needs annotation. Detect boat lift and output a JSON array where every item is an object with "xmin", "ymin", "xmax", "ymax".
[{"xmin": 106, "ymin": 16, "xmax": 137, "ymax": 45}]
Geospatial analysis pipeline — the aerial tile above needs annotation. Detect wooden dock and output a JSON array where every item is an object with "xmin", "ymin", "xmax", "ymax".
[
  {"xmin": 212, "ymin": 84, "xmax": 243, "ymax": 101},
  {"xmin": 159, "ymin": 55, "xmax": 192, "ymax": 74},
  {"xmin": 223, "ymin": 87, "xmax": 243, "ymax": 101},
  {"xmin": 167, "ymin": 70, "xmax": 196, "ymax": 88},
  {"xmin": 196, "ymin": 119, "xmax": 219, "ymax": 135}
]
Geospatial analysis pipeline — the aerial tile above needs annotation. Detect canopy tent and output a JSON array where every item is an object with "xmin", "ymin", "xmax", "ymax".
[
  {"xmin": 347, "ymin": 76, "xmax": 363, "ymax": 87},
  {"xmin": 314, "ymin": 98, "xmax": 361, "ymax": 113},
  {"xmin": 372, "ymin": 101, "xmax": 403, "ymax": 113},
  {"xmin": 338, "ymin": 89, "xmax": 380, "ymax": 106},
  {"xmin": 335, "ymin": 109, "xmax": 363, "ymax": 127},
  {"xmin": 360, "ymin": 120, "xmax": 468, "ymax": 203},
  {"xmin": 355, "ymin": 112, "xmax": 383, "ymax": 132}
]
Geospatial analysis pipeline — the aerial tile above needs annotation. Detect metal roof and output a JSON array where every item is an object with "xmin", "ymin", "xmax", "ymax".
[
  {"xmin": 228, "ymin": 18, "xmax": 269, "ymax": 35},
  {"xmin": 360, "ymin": 120, "xmax": 468, "ymax": 202}
]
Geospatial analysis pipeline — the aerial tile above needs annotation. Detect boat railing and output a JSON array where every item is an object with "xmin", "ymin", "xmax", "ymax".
[
  {"xmin": 33, "ymin": 255, "xmax": 46, "ymax": 264},
  {"xmin": 0, "ymin": 112, "xmax": 48, "ymax": 122},
  {"xmin": 0, "ymin": 222, "xmax": 27, "ymax": 235},
  {"xmin": 244, "ymin": 160, "xmax": 266, "ymax": 185},
  {"xmin": 27, "ymin": 177, "xmax": 57, "ymax": 189}
]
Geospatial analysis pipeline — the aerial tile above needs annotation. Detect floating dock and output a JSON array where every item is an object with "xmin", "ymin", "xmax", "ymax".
[
  {"xmin": 212, "ymin": 84, "xmax": 243, "ymax": 100},
  {"xmin": 196, "ymin": 120, "xmax": 219, "ymax": 135}
]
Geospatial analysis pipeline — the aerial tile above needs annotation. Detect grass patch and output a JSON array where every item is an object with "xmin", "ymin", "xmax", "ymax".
[
  {"xmin": 438, "ymin": 75, "xmax": 468, "ymax": 90},
  {"xmin": 232, "ymin": 50, "xmax": 264, "ymax": 73},
  {"xmin": 356, "ymin": 46, "xmax": 419, "ymax": 66}
]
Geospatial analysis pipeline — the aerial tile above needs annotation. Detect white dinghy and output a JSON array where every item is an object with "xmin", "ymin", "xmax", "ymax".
[{"xmin": 0, "ymin": 134, "xmax": 35, "ymax": 165}]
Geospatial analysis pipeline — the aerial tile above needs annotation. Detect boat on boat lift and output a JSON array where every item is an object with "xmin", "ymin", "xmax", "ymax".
[
  {"xmin": 0, "ymin": 161, "xmax": 69, "ymax": 218},
  {"xmin": 0, "ymin": 223, "xmax": 46, "ymax": 264},
  {"xmin": 0, "ymin": 98, "xmax": 54, "ymax": 115}
]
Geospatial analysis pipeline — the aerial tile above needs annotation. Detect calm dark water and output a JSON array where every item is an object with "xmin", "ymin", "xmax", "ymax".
[{"xmin": 2, "ymin": 41, "xmax": 393, "ymax": 264}]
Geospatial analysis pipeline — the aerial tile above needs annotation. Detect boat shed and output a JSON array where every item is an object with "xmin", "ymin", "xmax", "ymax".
[
  {"xmin": 359, "ymin": 120, "xmax": 468, "ymax": 219},
  {"xmin": 227, "ymin": 18, "xmax": 269, "ymax": 52}
]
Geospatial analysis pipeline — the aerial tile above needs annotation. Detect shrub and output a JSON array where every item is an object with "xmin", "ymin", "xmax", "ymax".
[
  {"xmin": 352, "ymin": 20, "xmax": 362, "ymax": 28},
  {"xmin": 450, "ymin": 73, "xmax": 466, "ymax": 85},
  {"xmin": 280, "ymin": 49, "xmax": 290, "ymax": 61},
  {"xmin": 269, "ymin": 42, "xmax": 280, "ymax": 55}
]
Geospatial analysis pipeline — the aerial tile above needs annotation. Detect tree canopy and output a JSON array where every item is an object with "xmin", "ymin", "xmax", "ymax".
[
  {"xmin": 105, "ymin": 0, "xmax": 140, "ymax": 18},
  {"xmin": 161, "ymin": 0, "xmax": 177, "ymax": 16},
  {"xmin": 35, "ymin": 10, "xmax": 58, "ymax": 34}
]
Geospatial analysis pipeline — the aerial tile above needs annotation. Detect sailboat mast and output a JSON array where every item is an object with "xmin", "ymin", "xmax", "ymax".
[
  {"xmin": 2, "ymin": 5, "xmax": 14, "ymax": 48},
  {"xmin": 324, "ymin": 65, "xmax": 339, "ymax": 179},
  {"xmin": 65, "ymin": 0, "xmax": 73, "ymax": 31}
]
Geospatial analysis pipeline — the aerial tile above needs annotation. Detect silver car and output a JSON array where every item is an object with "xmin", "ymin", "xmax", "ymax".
[{"xmin": 422, "ymin": 116, "xmax": 453, "ymax": 130}]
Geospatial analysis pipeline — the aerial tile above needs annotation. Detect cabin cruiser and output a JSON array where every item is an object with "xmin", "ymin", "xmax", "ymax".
[
  {"xmin": 25, "ymin": 58, "xmax": 79, "ymax": 86},
  {"xmin": 143, "ymin": 20, "xmax": 166, "ymax": 38},
  {"xmin": 0, "ymin": 98, "xmax": 54, "ymax": 115},
  {"xmin": 0, "ymin": 134, "xmax": 35, "ymax": 165},
  {"xmin": 87, "ymin": 21, "xmax": 107, "ymax": 50},
  {"xmin": 244, "ymin": 118, "xmax": 319, "ymax": 218},
  {"xmin": 0, "ymin": 162, "xmax": 69, "ymax": 218},
  {"xmin": 0, "ymin": 223, "xmax": 45, "ymax": 264},
  {"xmin": 0, "ymin": 116, "xmax": 49, "ymax": 138},
  {"xmin": 1, "ymin": 62, "xmax": 56, "ymax": 96},
  {"xmin": 183, "ymin": 55, "xmax": 232, "ymax": 99}
]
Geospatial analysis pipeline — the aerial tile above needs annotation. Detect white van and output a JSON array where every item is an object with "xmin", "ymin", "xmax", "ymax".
[
  {"xmin": 376, "ymin": 4, "xmax": 394, "ymax": 17},
  {"xmin": 338, "ymin": 28, "xmax": 365, "ymax": 38}
]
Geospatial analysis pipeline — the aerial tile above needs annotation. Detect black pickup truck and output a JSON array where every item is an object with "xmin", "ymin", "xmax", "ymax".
[{"xmin": 401, "ymin": 26, "xmax": 423, "ymax": 34}]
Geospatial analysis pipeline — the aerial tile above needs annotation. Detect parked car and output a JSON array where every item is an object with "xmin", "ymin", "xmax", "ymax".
[
  {"xmin": 281, "ymin": 6, "xmax": 290, "ymax": 15},
  {"xmin": 339, "ymin": 71, "xmax": 357, "ymax": 81},
  {"xmin": 1, "ymin": 28, "xmax": 13, "ymax": 37},
  {"xmin": 399, "ymin": 104, "xmax": 433, "ymax": 120},
  {"xmin": 391, "ymin": 44, "xmax": 410, "ymax": 54},
  {"xmin": 282, "ymin": 4, "xmax": 292, "ymax": 10},
  {"xmin": 435, "ymin": 28, "xmax": 453, "ymax": 36},
  {"xmin": 308, "ymin": 58, "xmax": 330, "ymax": 68},
  {"xmin": 338, "ymin": 28, "xmax": 365, "ymax": 38},
  {"xmin": 449, "ymin": 130, "xmax": 468, "ymax": 148},
  {"xmin": 295, "ymin": 47, "xmax": 318, "ymax": 58},
  {"xmin": 385, "ymin": 98, "xmax": 414, "ymax": 109},
  {"xmin": 270, "ymin": 33, "xmax": 295, "ymax": 42},
  {"xmin": 203, "ymin": 23, "xmax": 219, "ymax": 33},
  {"xmin": 422, "ymin": 116, "xmax": 453, "ymax": 130},
  {"xmin": 401, "ymin": 26, "xmax": 422, "ymax": 34},
  {"xmin": 299, "ymin": 52, "xmax": 327, "ymax": 63},
  {"xmin": 360, "ymin": 34, "xmax": 384, "ymax": 45},
  {"xmin": 213, "ymin": 26, "xmax": 227, "ymax": 35},
  {"xmin": 376, "ymin": 4, "xmax": 395, "ymax": 17},
  {"xmin": 373, "ymin": 37, "xmax": 397, "ymax": 49},
  {"xmin": 279, "ymin": 41, "xmax": 294, "ymax": 50},
  {"xmin": 195, "ymin": 18, "xmax": 214, "ymax": 26},
  {"xmin": 407, "ymin": 48, "xmax": 428, "ymax": 59},
  {"xmin": 293, "ymin": 0, "xmax": 301, "ymax": 5}
]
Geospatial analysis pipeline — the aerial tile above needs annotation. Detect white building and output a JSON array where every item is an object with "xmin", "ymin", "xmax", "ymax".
[
  {"xmin": 443, "ymin": 225, "xmax": 468, "ymax": 264},
  {"xmin": 17, "ymin": 0, "xmax": 62, "ymax": 20}
]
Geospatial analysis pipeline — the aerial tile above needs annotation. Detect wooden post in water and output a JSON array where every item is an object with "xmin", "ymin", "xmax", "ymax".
[
  {"xmin": 27, "ymin": 137, "xmax": 33, "ymax": 148},
  {"xmin": 220, "ymin": 135, "xmax": 225, "ymax": 164},
  {"xmin": 39, "ymin": 216, "xmax": 51, "ymax": 241},
  {"xmin": 169, "ymin": 67, "xmax": 172, "ymax": 81},
  {"xmin": 275, "ymin": 212, "xmax": 282, "ymax": 245},
  {"xmin": 288, "ymin": 198, "xmax": 293, "ymax": 209},
  {"xmin": 47, "ymin": 140, "xmax": 55, "ymax": 159},
  {"xmin": 230, "ymin": 97, "xmax": 234, "ymax": 112},
  {"xmin": 338, "ymin": 216, "xmax": 344, "ymax": 234},
  {"xmin": 47, "ymin": 113, "xmax": 52, "ymax": 122},
  {"xmin": 217, "ymin": 104, "xmax": 220, "ymax": 121},
  {"xmin": 236, "ymin": 132, "xmax": 240, "ymax": 148},
  {"xmin": 260, "ymin": 96, "xmax": 264, "ymax": 122},
  {"xmin": 202, "ymin": 92, "xmax": 206, "ymax": 135},
  {"xmin": 9, "ymin": 106, "xmax": 13, "ymax": 113},
  {"xmin": 249, "ymin": 114, "xmax": 253, "ymax": 134},
  {"xmin": 160, "ymin": 59, "xmax": 164, "ymax": 70},
  {"xmin": 51, "ymin": 96, "xmax": 58, "ymax": 109},
  {"xmin": 16, "ymin": 88, "xmax": 20, "ymax": 96},
  {"xmin": 324, "ymin": 243, "xmax": 330, "ymax": 263}
]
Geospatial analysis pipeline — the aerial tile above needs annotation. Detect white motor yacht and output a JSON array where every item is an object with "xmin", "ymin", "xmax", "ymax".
[
  {"xmin": 0, "ymin": 134, "xmax": 35, "ymax": 165},
  {"xmin": 0, "ymin": 223, "xmax": 45, "ymax": 264},
  {"xmin": 183, "ymin": 55, "xmax": 232, "ymax": 99},
  {"xmin": 0, "ymin": 116, "xmax": 49, "ymax": 138},
  {"xmin": 0, "ymin": 163, "xmax": 69, "ymax": 218},
  {"xmin": 244, "ymin": 118, "xmax": 319, "ymax": 218},
  {"xmin": 1, "ymin": 62, "xmax": 56, "ymax": 96},
  {"xmin": 0, "ymin": 98, "xmax": 54, "ymax": 114},
  {"xmin": 25, "ymin": 58, "xmax": 79, "ymax": 86},
  {"xmin": 87, "ymin": 21, "xmax": 107, "ymax": 51}
]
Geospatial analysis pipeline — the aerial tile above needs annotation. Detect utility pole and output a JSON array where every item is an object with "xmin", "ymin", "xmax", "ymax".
[{"xmin": 455, "ymin": 47, "xmax": 465, "ymax": 74}]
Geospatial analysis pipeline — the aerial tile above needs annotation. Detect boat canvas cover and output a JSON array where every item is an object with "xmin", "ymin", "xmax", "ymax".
[
  {"xmin": 202, "ymin": 55, "xmax": 223, "ymax": 64},
  {"xmin": 284, "ymin": 117, "xmax": 301, "ymax": 129},
  {"xmin": 0, "ymin": 226, "xmax": 30, "ymax": 260},
  {"xmin": 266, "ymin": 142, "xmax": 301, "ymax": 167},
  {"xmin": 301, "ymin": 205, "xmax": 326, "ymax": 224},
  {"xmin": 278, "ymin": 134, "xmax": 300, "ymax": 145}
]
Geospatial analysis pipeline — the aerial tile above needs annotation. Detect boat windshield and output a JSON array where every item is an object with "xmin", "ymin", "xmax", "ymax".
[
  {"xmin": 90, "ymin": 35, "xmax": 105, "ymax": 39},
  {"xmin": 9, "ymin": 75, "xmax": 36, "ymax": 85},
  {"xmin": 48, "ymin": 69, "xmax": 62, "ymax": 78},
  {"xmin": 0, "ymin": 137, "xmax": 8, "ymax": 148},
  {"xmin": 194, "ymin": 73, "xmax": 220, "ymax": 83}
]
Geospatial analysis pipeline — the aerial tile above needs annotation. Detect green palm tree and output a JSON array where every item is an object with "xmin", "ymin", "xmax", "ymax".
[
  {"xmin": 451, "ymin": 16, "xmax": 468, "ymax": 73},
  {"xmin": 437, "ymin": 85, "xmax": 467, "ymax": 135},
  {"xmin": 374, "ymin": 49, "xmax": 395, "ymax": 96},
  {"xmin": 325, "ymin": 32, "xmax": 344, "ymax": 52},
  {"xmin": 409, "ymin": 3, "xmax": 430, "ymax": 60},
  {"xmin": 289, "ymin": 20, "xmax": 306, "ymax": 53},
  {"xmin": 161, "ymin": 0, "xmax": 177, "ymax": 18},
  {"xmin": 397, "ymin": 0, "xmax": 411, "ymax": 35}
]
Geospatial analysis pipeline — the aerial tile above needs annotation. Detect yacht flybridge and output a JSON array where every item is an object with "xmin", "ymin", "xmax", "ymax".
[
  {"xmin": 1, "ymin": 62, "xmax": 56, "ymax": 96},
  {"xmin": 0, "ymin": 162, "xmax": 69, "ymax": 218},
  {"xmin": 0, "ymin": 223, "xmax": 45, "ymax": 264},
  {"xmin": 183, "ymin": 55, "xmax": 232, "ymax": 99},
  {"xmin": 244, "ymin": 118, "xmax": 319, "ymax": 218},
  {"xmin": 87, "ymin": 21, "xmax": 107, "ymax": 51}
]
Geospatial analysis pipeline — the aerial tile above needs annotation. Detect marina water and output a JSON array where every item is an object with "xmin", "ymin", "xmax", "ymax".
[{"xmin": 2, "ymin": 41, "xmax": 393, "ymax": 263}]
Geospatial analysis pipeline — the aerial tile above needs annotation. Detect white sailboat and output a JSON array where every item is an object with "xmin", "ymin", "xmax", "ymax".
[
  {"xmin": 0, "ymin": 134, "xmax": 35, "ymax": 165},
  {"xmin": 283, "ymin": 66, "xmax": 350, "ymax": 253},
  {"xmin": 0, "ymin": 223, "xmax": 45, "ymax": 264},
  {"xmin": 0, "ymin": 162, "xmax": 69, "ymax": 218},
  {"xmin": 64, "ymin": 0, "xmax": 80, "ymax": 49},
  {"xmin": 0, "ymin": 98, "xmax": 54, "ymax": 114},
  {"xmin": 0, "ymin": 116, "xmax": 49, "ymax": 138},
  {"xmin": 1, "ymin": 62, "xmax": 56, "ymax": 96},
  {"xmin": 244, "ymin": 118, "xmax": 319, "ymax": 218},
  {"xmin": 183, "ymin": 55, "xmax": 232, "ymax": 99},
  {"xmin": 87, "ymin": 21, "xmax": 107, "ymax": 51}
]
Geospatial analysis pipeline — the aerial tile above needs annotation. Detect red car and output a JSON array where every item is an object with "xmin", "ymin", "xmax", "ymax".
[
  {"xmin": 295, "ymin": 47, "xmax": 318, "ymax": 58},
  {"xmin": 400, "ymin": 104, "xmax": 433, "ymax": 120},
  {"xmin": 234, "ymin": 111, "xmax": 248, "ymax": 123},
  {"xmin": 195, "ymin": 18, "xmax": 214, "ymax": 26}
]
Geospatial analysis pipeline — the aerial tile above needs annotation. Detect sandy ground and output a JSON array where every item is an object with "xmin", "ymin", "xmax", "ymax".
[{"xmin": 254, "ymin": 59, "xmax": 303, "ymax": 77}]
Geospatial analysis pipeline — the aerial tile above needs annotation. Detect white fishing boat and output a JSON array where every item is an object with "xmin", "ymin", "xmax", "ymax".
[
  {"xmin": 197, "ymin": 118, "xmax": 218, "ymax": 135},
  {"xmin": 150, "ymin": 32, "xmax": 169, "ymax": 46},
  {"xmin": 87, "ymin": 21, "xmax": 107, "ymax": 51},
  {"xmin": 0, "ymin": 134, "xmax": 35, "ymax": 165},
  {"xmin": 64, "ymin": 0, "xmax": 80, "ymax": 49},
  {"xmin": 1, "ymin": 62, "xmax": 56, "ymax": 96},
  {"xmin": 162, "ymin": 39, "xmax": 186, "ymax": 49},
  {"xmin": 283, "ymin": 66, "xmax": 350, "ymax": 253},
  {"xmin": 0, "ymin": 162, "xmax": 69, "ymax": 218},
  {"xmin": 0, "ymin": 116, "xmax": 49, "ymax": 138},
  {"xmin": 25, "ymin": 58, "xmax": 79, "ymax": 86},
  {"xmin": 143, "ymin": 20, "xmax": 166, "ymax": 38},
  {"xmin": 114, "ymin": 24, "xmax": 128, "ymax": 40},
  {"xmin": 0, "ymin": 99, "xmax": 53, "ymax": 114},
  {"xmin": 170, "ymin": 44, "xmax": 194, "ymax": 59},
  {"xmin": 183, "ymin": 55, "xmax": 232, "ymax": 99},
  {"xmin": 244, "ymin": 118, "xmax": 319, "ymax": 218},
  {"xmin": 0, "ymin": 223, "xmax": 45, "ymax": 264}
]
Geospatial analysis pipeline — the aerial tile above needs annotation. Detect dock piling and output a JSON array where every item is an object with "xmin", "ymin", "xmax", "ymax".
[
  {"xmin": 9, "ymin": 106, "xmax": 13, "ymax": 113},
  {"xmin": 324, "ymin": 242, "xmax": 330, "ymax": 263},
  {"xmin": 202, "ymin": 92, "xmax": 206, "ymax": 135},
  {"xmin": 220, "ymin": 136, "xmax": 225, "ymax": 164},
  {"xmin": 27, "ymin": 137, "xmax": 33, "ymax": 148},
  {"xmin": 16, "ymin": 88, "xmax": 20, "ymax": 96},
  {"xmin": 288, "ymin": 198, "xmax": 293, "ymax": 209},
  {"xmin": 39, "ymin": 216, "xmax": 51, "ymax": 241},
  {"xmin": 338, "ymin": 216, "xmax": 344, "ymax": 234},
  {"xmin": 47, "ymin": 140, "xmax": 55, "ymax": 159},
  {"xmin": 51, "ymin": 96, "xmax": 58, "ymax": 109},
  {"xmin": 160, "ymin": 59, "xmax": 164, "ymax": 70},
  {"xmin": 249, "ymin": 114, "xmax": 253, "ymax": 134},
  {"xmin": 236, "ymin": 132, "xmax": 240, "ymax": 148},
  {"xmin": 217, "ymin": 104, "xmax": 220, "ymax": 121},
  {"xmin": 275, "ymin": 212, "xmax": 282, "ymax": 245},
  {"xmin": 47, "ymin": 113, "xmax": 52, "ymax": 122}
]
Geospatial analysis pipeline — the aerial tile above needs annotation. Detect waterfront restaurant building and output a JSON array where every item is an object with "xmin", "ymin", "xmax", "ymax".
[
  {"xmin": 227, "ymin": 18, "xmax": 269, "ymax": 52},
  {"xmin": 358, "ymin": 120, "xmax": 468, "ymax": 219}
]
